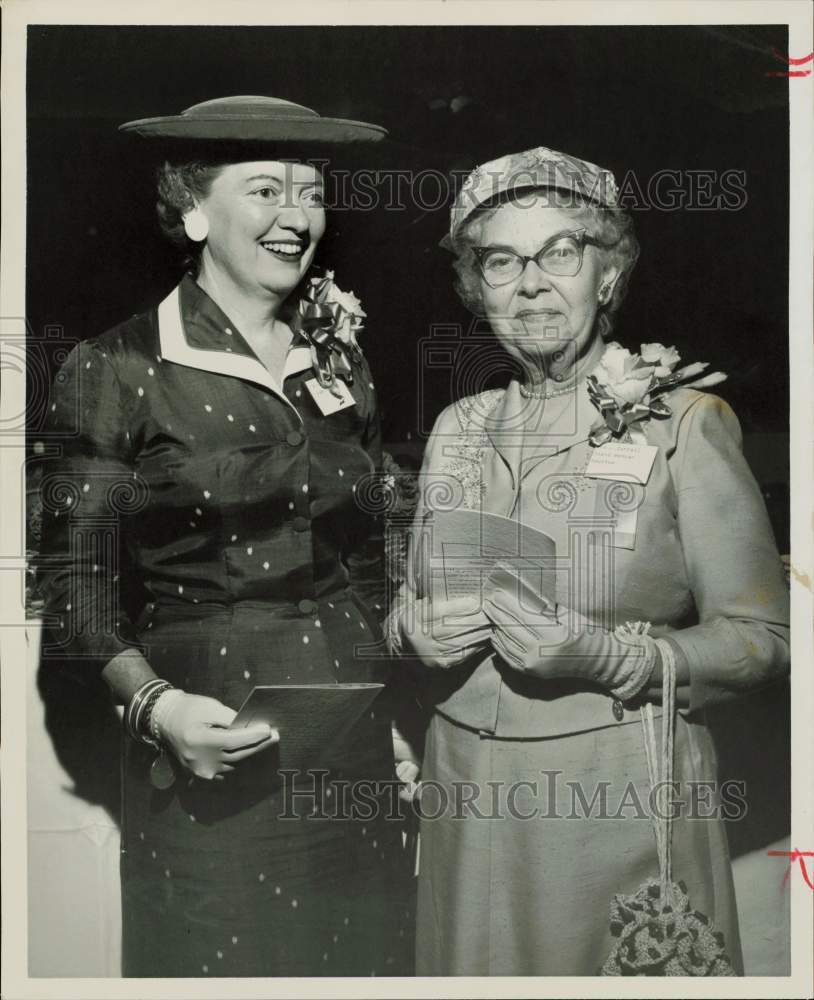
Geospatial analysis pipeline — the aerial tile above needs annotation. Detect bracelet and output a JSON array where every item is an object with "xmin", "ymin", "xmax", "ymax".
[
  {"xmin": 149, "ymin": 688, "xmax": 185, "ymax": 745},
  {"xmin": 124, "ymin": 679, "xmax": 173, "ymax": 746},
  {"xmin": 141, "ymin": 684, "xmax": 173, "ymax": 743},
  {"xmin": 610, "ymin": 632, "xmax": 659, "ymax": 703},
  {"xmin": 136, "ymin": 682, "xmax": 173, "ymax": 746},
  {"xmin": 124, "ymin": 679, "xmax": 164, "ymax": 742}
]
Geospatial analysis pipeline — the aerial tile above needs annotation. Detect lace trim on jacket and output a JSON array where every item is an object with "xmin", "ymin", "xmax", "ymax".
[{"xmin": 437, "ymin": 389, "xmax": 504, "ymax": 511}]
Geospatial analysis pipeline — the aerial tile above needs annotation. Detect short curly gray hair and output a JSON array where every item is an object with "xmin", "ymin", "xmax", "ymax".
[
  {"xmin": 448, "ymin": 188, "xmax": 640, "ymax": 339},
  {"xmin": 155, "ymin": 161, "xmax": 225, "ymax": 273}
]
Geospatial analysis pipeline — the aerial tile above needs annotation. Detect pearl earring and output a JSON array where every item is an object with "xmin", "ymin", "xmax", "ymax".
[
  {"xmin": 598, "ymin": 283, "xmax": 612, "ymax": 304},
  {"xmin": 183, "ymin": 209, "xmax": 209, "ymax": 243}
]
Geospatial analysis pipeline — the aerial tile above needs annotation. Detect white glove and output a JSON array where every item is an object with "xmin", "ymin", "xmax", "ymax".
[
  {"xmin": 399, "ymin": 595, "xmax": 493, "ymax": 670},
  {"xmin": 484, "ymin": 563, "xmax": 657, "ymax": 698},
  {"xmin": 152, "ymin": 690, "xmax": 278, "ymax": 781}
]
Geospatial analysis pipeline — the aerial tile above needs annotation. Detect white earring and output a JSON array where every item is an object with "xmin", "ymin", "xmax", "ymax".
[
  {"xmin": 183, "ymin": 208, "xmax": 209, "ymax": 243},
  {"xmin": 598, "ymin": 283, "xmax": 612, "ymax": 304}
]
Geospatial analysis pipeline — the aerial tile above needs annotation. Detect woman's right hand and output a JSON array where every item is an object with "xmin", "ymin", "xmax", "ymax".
[
  {"xmin": 399, "ymin": 595, "xmax": 492, "ymax": 669},
  {"xmin": 152, "ymin": 691, "xmax": 278, "ymax": 781}
]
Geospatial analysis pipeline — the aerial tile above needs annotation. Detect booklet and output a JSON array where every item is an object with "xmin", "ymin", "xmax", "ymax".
[
  {"xmin": 230, "ymin": 683, "xmax": 384, "ymax": 777},
  {"xmin": 410, "ymin": 508, "xmax": 557, "ymax": 608}
]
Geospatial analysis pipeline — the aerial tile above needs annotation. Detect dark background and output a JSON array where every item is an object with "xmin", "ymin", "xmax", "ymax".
[
  {"xmin": 27, "ymin": 26, "xmax": 790, "ymax": 452},
  {"xmin": 27, "ymin": 25, "xmax": 790, "ymax": 853}
]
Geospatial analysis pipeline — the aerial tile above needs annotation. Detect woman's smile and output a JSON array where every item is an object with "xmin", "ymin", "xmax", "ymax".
[{"xmin": 259, "ymin": 238, "xmax": 307, "ymax": 262}]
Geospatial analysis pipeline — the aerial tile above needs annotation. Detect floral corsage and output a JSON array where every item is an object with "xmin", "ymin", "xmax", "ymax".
[
  {"xmin": 293, "ymin": 269, "xmax": 367, "ymax": 396},
  {"xmin": 587, "ymin": 342, "xmax": 726, "ymax": 447}
]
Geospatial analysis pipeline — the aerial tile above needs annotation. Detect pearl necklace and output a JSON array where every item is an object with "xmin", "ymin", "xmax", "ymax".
[{"xmin": 518, "ymin": 378, "xmax": 579, "ymax": 399}]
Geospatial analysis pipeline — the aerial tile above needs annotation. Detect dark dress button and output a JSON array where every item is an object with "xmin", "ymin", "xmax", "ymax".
[
  {"xmin": 286, "ymin": 431, "xmax": 304, "ymax": 446},
  {"xmin": 292, "ymin": 515, "xmax": 310, "ymax": 532},
  {"xmin": 612, "ymin": 698, "xmax": 625, "ymax": 721},
  {"xmin": 297, "ymin": 599, "xmax": 318, "ymax": 615}
]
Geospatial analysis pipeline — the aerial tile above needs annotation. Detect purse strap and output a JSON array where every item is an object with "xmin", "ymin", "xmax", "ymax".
[{"xmin": 640, "ymin": 637, "xmax": 678, "ymax": 909}]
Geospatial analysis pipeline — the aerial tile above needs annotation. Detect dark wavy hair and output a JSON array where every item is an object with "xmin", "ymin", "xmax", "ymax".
[
  {"xmin": 448, "ymin": 187, "xmax": 640, "ymax": 339},
  {"xmin": 155, "ymin": 161, "xmax": 226, "ymax": 274}
]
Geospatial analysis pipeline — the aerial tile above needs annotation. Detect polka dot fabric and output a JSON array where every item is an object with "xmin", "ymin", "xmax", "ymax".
[{"xmin": 38, "ymin": 275, "xmax": 416, "ymax": 976}]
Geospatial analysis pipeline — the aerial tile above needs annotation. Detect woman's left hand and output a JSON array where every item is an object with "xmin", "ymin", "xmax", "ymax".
[{"xmin": 484, "ymin": 587, "xmax": 654, "ymax": 692}]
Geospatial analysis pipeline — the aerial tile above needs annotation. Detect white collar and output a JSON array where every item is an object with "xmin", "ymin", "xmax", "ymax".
[{"xmin": 157, "ymin": 284, "xmax": 310, "ymax": 420}]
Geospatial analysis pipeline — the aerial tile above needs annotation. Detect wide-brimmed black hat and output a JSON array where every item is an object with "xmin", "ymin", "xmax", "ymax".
[{"xmin": 119, "ymin": 95, "xmax": 388, "ymax": 145}]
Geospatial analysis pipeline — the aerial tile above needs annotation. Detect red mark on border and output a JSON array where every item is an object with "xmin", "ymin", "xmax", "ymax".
[
  {"xmin": 766, "ymin": 48, "xmax": 813, "ymax": 78},
  {"xmin": 767, "ymin": 848, "xmax": 814, "ymax": 889}
]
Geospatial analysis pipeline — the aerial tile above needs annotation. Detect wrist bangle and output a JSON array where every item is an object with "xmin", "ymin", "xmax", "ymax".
[
  {"xmin": 125, "ymin": 679, "xmax": 172, "ymax": 746},
  {"xmin": 124, "ymin": 678, "xmax": 164, "ymax": 742},
  {"xmin": 141, "ymin": 683, "xmax": 174, "ymax": 744},
  {"xmin": 149, "ymin": 688, "xmax": 185, "ymax": 744}
]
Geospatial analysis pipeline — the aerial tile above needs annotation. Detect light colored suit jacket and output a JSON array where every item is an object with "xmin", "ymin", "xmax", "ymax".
[{"xmin": 405, "ymin": 377, "xmax": 789, "ymax": 738}]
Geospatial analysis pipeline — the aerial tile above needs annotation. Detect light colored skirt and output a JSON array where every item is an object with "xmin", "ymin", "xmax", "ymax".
[{"xmin": 416, "ymin": 710, "xmax": 743, "ymax": 976}]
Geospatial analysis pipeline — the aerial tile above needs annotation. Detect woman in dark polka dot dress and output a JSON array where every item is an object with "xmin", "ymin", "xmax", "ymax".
[{"xmin": 37, "ymin": 97, "xmax": 417, "ymax": 977}]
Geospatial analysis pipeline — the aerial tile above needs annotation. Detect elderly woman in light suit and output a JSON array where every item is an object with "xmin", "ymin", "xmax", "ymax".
[{"xmin": 390, "ymin": 147, "xmax": 790, "ymax": 976}]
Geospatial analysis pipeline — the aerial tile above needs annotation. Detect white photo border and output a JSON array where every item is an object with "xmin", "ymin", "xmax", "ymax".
[{"xmin": 2, "ymin": 2, "xmax": 812, "ymax": 998}]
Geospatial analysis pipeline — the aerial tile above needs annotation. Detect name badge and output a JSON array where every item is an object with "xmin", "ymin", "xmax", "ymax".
[
  {"xmin": 584, "ymin": 442, "xmax": 658, "ymax": 485},
  {"xmin": 305, "ymin": 377, "xmax": 357, "ymax": 416}
]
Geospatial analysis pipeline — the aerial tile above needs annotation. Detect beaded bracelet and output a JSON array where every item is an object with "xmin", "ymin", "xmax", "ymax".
[
  {"xmin": 141, "ymin": 684, "xmax": 174, "ymax": 744},
  {"xmin": 149, "ymin": 689, "xmax": 185, "ymax": 744},
  {"xmin": 124, "ymin": 678, "xmax": 162, "ymax": 742},
  {"xmin": 124, "ymin": 678, "xmax": 173, "ymax": 746}
]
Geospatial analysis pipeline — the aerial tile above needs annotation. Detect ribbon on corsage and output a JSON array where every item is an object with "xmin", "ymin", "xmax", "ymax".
[
  {"xmin": 587, "ymin": 342, "xmax": 727, "ymax": 447},
  {"xmin": 293, "ymin": 269, "xmax": 366, "ymax": 397}
]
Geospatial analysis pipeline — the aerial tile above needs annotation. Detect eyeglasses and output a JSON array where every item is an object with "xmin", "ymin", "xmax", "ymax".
[{"xmin": 472, "ymin": 229, "xmax": 616, "ymax": 288}]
